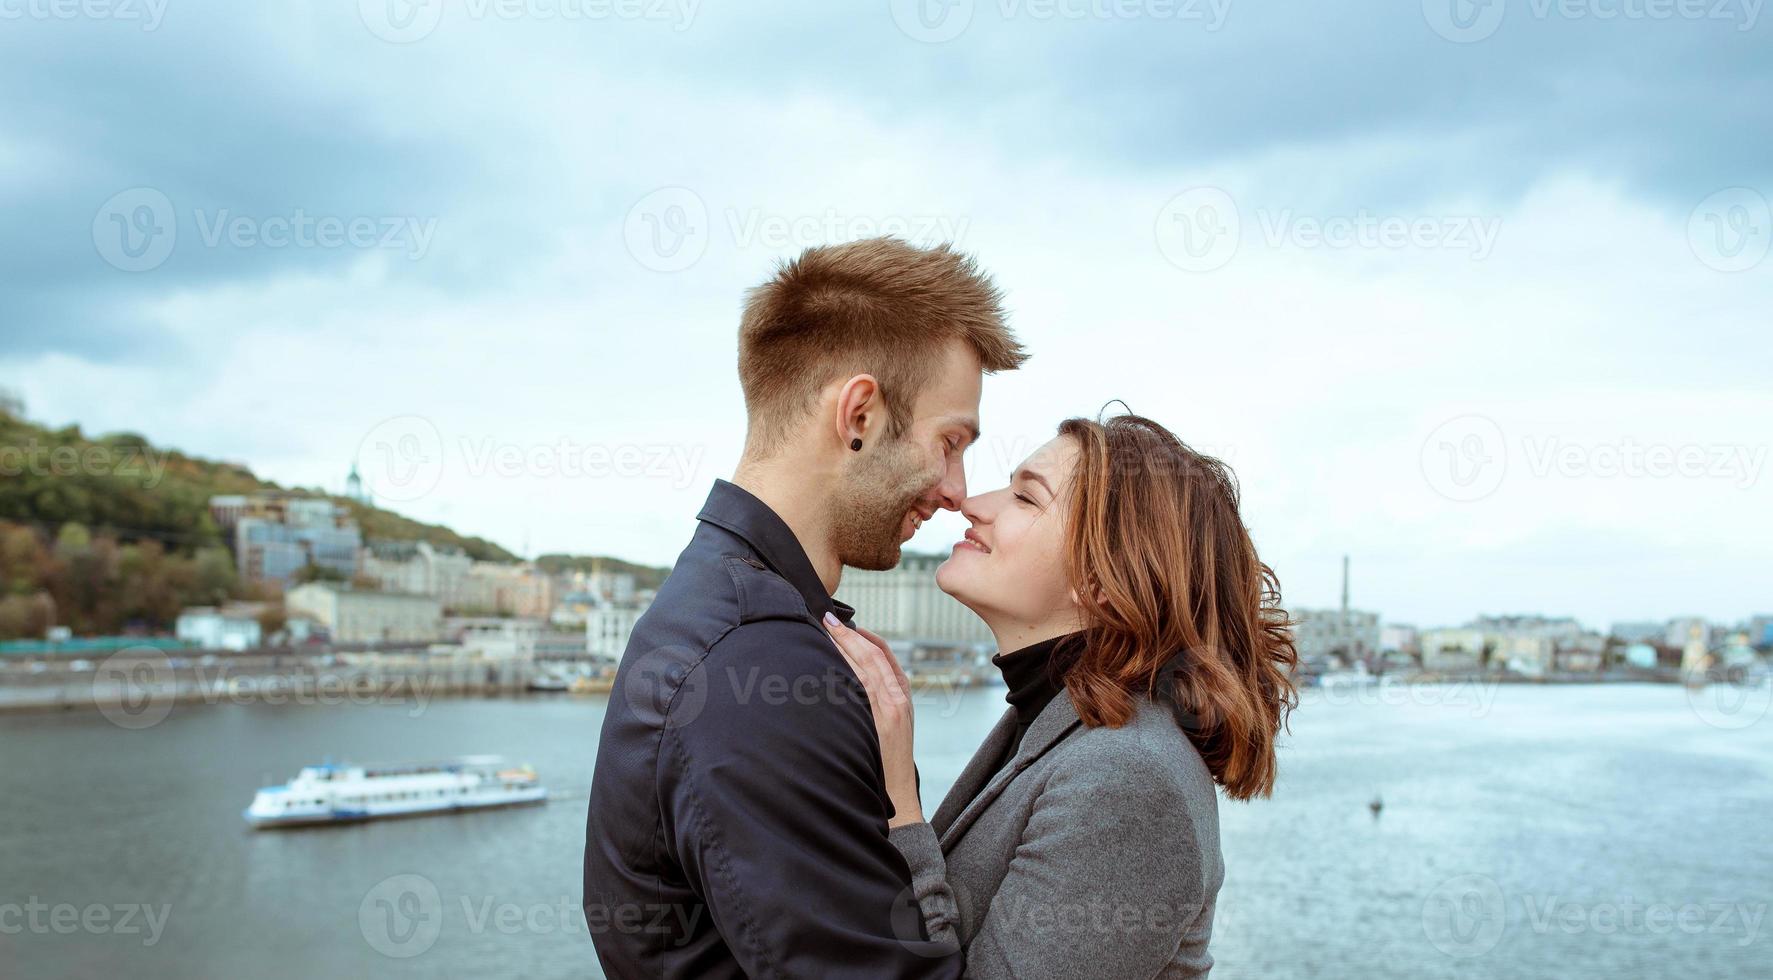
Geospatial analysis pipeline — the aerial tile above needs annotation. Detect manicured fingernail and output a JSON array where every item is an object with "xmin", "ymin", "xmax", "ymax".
[{"xmin": 823, "ymin": 611, "xmax": 841, "ymax": 627}]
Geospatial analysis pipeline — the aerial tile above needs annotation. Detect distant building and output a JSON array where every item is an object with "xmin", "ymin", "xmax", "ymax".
[
  {"xmin": 361, "ymin": 541, "xmax": 553, "ymax": 617},
  {"xmin": 1289, "ymin": 555, "xmax": 1380, "ymax": 665},
  {"xmin": 1610, "ymin": 621, "xmax": 1665, "ymax": 645},
  {"xmin": 1468, "ymin": 614, "xmax": 1593, "ymax": 676},
  {"xmin": 586, "ymin": 600, "xmax": 651, "ymax": 661},
  {"xmin": 468, "ymin": 562, "xmax": 556, "ymax": 619},
  {"xmin": 285, "ymin": 583, "xmax": 441, "ymax": 644},
  {"xmin": 834, "ymin": 552, "xmax": 992, "ymax": 646},
  {"xmin": 1471, "ymin": 614, "xmax": 1583, "ymax": 643},
  {"xmin": 1554, "ymin": 632, "xmax": 1607, "ymax": 672},
  {"xmin": 1293, "ymin": 608, "xmax": 1382, "ymax": 663},
  {"xmin": 1623, "ymin": 643, "xmax": 1659, "ymax": 669},
  {"xmin": 344, "ymin": 462, "xmax": 372, "ymax": 506},
  {"xmin": 362, "ymin": 539, "xmax": 474, "ymax": 598},
  {"xmin": 445, "ymin": 616, "xmax": 544, "ymax": 660},
  {"xmin": 1665, "ymin": 617, "xmax": 1709, "ymax": 651},
  {"xmin": 1496, "ymin": 632, "xmax": 1555, "ymax": 676},
  {"xmin": 586, "ymin": 570, "xmax": 638, "ymax": 604},
  {"xmin": 1420, "ymin": 627, "xmax": 1488, "ymax": 671},
  {"xmin": 176, "ymin": 604, "xmax": 265, "ymax": 651},
  {"xmin": 550, "ymin": 590, "xmax": 599, "ymax": 627},
  {"xmin": 1379, "ymin": 623, "xmax": 1419, "ymax": 658},
  {"xmin": 210, "ymin": 493, "xmax": 362, "ymax": 586}
]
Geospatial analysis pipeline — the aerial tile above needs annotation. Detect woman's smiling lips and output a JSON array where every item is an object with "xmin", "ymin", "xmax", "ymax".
[{"xmin": 954, "ymin": 528, "xmax": 992, "ymax": 554}]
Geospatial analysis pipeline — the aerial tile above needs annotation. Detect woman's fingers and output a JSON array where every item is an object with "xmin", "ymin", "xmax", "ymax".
[
  {"xmin": 855, "ymin": 624, "xmax": 912, "ymax": 697},
  {"xmin": 824, "ymin": 613, "xmax": 883, "ymax": 690},
  {"xmin": 824, "ymin": 613, "xmax": 902, "ymax": 708}
]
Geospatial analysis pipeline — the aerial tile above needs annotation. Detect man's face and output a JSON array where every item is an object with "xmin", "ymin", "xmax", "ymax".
[{"xmin": 831, "ymin": 341, "xmax": 982, "ymax": 571}]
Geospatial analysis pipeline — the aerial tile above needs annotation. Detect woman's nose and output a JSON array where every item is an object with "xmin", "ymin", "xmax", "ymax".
[{"xmin": 959, "ymin": 492, "xmax": 991, "ymax": 525}]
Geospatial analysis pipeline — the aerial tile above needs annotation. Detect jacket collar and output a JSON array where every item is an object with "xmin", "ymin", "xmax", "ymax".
[
  {"xmin": 933, "ymin": 687, "xmax": 1085, "ymax": 852},
  {"xmin": 696, "ymin": 479, "xmax": 854, "ymax": 623}
]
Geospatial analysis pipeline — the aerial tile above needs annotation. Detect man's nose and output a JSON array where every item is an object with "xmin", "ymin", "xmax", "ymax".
[{"xmin": 933, "ymin": 454, "xmax": 968, "ymax": 511}]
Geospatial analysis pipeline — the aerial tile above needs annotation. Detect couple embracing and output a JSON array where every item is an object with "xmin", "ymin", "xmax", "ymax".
[{"xmin": 584, "ymin": 238, "xmax": 1297, "ymax": 979}]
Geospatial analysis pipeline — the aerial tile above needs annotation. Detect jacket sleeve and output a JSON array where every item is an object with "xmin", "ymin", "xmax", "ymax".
[
  {"xmin": 892, "ymin": 748, "xmax": 1207, "ymax": 980},
  {"xmin": 660, "ymin": 619, "xmax": 964, "ymax": 979}
]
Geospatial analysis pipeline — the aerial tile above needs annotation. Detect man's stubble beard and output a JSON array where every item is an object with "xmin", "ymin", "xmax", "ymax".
[{"xmin": 829, "ymin": 438, "xmax": 936, "ymax": 572}]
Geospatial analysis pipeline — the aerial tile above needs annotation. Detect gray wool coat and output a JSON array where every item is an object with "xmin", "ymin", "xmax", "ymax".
[{"xmin": 889, "ymin": 689, "xmax": 1224, "ymax": 979}]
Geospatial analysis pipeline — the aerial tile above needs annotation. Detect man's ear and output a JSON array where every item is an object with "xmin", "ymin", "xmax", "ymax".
[{"xmin": 833, "ymin": 374, "xmax": 882, "ymax": 450}]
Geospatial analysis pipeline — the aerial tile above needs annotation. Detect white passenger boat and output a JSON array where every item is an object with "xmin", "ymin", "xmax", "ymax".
[{"xmin": 243, "ymin": 756, "xmax": 547, "ymax": 828}]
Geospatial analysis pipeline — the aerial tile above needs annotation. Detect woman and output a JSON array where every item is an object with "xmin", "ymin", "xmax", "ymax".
[{"xmin": 826, "ymin": 413, "xmax": 1298, "ymax": 978}]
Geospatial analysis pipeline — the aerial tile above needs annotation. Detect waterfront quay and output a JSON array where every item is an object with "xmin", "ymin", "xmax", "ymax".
[{"xmin": 0, "ymin": 643, "xmax": 605, "ymax": 715}]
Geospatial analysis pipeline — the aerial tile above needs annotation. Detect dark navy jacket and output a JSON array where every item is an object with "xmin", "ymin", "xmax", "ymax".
[{"xmin": 584, "ymin": 480, "xmax": 963, "ymax": 978}]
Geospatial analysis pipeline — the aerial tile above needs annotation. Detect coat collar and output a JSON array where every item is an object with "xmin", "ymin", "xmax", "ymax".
[
  {"xmin": 696, "ymin": 479, "xmax": 854, "ymax": 623},
  {"xmin": 933, "ymin": 687, "xmax": 1085, "ymax": 852}
]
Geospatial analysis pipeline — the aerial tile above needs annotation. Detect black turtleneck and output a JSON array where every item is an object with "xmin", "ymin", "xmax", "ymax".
[{"xmin": 983, "ymin": 631, "xmax": 1085, "ymax": 787}]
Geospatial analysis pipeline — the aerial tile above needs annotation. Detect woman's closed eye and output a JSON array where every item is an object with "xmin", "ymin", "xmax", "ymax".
[{"xmin": 1013, "ymin": 491, "xmax": 1038, "ymax": 508}]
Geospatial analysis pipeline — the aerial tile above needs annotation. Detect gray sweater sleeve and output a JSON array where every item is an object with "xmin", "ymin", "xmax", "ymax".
[
  {"xmin": 888, "ymin": 751, "xmax": 1209, "ymax": 980},
  {"xmin": 888, "ymin": 821, "xmax": 962, "ymax": 947}
]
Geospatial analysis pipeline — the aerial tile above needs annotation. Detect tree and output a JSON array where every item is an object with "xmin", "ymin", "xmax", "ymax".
[
  {"xmin": 256, "ymin": 606, "xmax": 288, "ymax": 643},
  {"xmin": 292, "ymin": 562, "xmax": 347, "ymax": 585}
]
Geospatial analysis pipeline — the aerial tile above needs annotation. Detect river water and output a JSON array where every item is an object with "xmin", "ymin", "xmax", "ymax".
[{"xmin": 3, "ymin": 680, "xmax": 1769, "ymax": 978}]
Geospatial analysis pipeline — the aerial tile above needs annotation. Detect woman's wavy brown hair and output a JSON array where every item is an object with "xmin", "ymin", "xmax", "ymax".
[{"xmin": 1053, "ymin": 414, "xmax": 1298, "ymax": 800}]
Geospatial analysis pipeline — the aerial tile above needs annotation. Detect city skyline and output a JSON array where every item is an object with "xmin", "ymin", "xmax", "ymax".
[
  {"xmin": 3, "ymin": 3, "xmax": 1769, "ymax": 629},
  {"xmin": 5, "ymin": 397, "xmax": 1769, "ymax": 633}
]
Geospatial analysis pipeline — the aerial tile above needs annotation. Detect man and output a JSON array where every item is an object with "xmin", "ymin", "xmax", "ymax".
[{"xmin": 584, "ymin": 237, "xmax": 1028, "ymax": 978}]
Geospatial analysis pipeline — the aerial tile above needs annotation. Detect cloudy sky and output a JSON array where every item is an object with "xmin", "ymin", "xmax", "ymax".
[{"xmin": 3, "ymin": 0, "xmax": 1769, "ymax": 629}]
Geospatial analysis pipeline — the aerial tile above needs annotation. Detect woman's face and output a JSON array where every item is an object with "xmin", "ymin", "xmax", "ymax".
[{"xmin": 936, "ymin": 435, "xmax": 1081, "ymax": 635}]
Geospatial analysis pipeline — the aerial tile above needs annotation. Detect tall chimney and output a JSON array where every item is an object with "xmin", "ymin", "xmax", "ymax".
[{"xmin": 1341, "ymin": 554, "xmax": 1350, "ymax": 624}]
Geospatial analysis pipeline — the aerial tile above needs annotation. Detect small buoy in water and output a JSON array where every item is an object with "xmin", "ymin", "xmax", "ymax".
[{"xmin": 1369, "ymin": 796, "xmax": 1383, "ymax": 819}]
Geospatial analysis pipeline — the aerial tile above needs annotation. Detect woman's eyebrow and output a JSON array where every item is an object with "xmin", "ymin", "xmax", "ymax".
[{"xmin": 1014, "ymin": 467, "xmax": 1055, "ymax": 496}]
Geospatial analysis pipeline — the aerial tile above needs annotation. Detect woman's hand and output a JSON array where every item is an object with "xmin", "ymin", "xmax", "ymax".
[{"xmin": 823, "ymin": 611, "xmax": 925, "ymax": 828}]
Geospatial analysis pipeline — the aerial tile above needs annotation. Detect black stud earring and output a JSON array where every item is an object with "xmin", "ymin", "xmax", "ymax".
[{"xmin": 850, "ymin": 438, "xmax": 863, "ymax": 451}]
